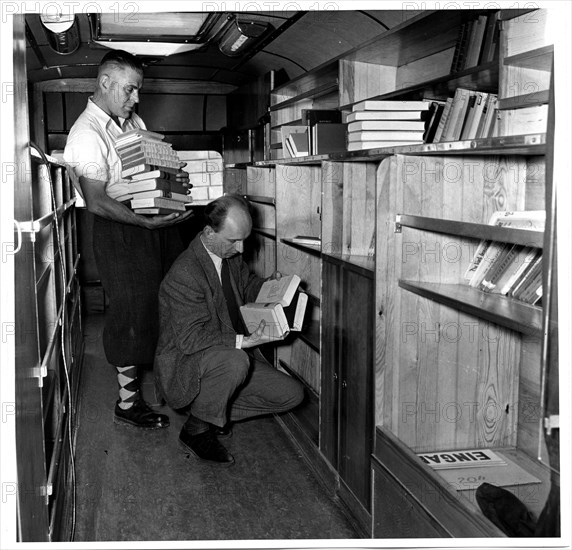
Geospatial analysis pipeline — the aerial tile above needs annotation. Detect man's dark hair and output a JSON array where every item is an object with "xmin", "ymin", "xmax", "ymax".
[
  {"xmin": 204, "ymin": 194, "xmax": 251, "ymax": 231},
  {"xmin": 98, "ymin": 49, "xmax": 144, "ymax": 76}
]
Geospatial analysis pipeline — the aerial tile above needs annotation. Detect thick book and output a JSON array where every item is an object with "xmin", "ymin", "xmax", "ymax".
[
  {"xmin": 287, "ymin": 132, "xmax": 310, "ymax": 157},
  {"xmin": 122, "ymin": 162, "xmax": 181, "ymax": 178},
  {"xmin": 346, "ymin": 110, "xmax": 428, "ymax": 122},
  {"xmin": 312, "ymin": 122, "xmax": 347, "ymax": 154},
  {"xmin": 460, "ymin": 91, "xmax": 488, "ymax": 140},
  {"xmin": 352, "ymin": 100, "xmax": 431, "ymax": 112},
  {"xmin": 464, "ymin": 15, "xmax": 488, "ymax": 69},
  {"xmin": 301, "ymin": 109, "xmax": 341, "ymax": 125},
  {"xmin": 239, "ymin": 274, "xmax": 306, "ymax": 338},
  {"xmin": 348, "ymin": 120, "xmax": 426, "ymax": 132},
  {"xmin": 418, "ymin": 448, "xmax": 506, "ymax": 470},
  {"xmin": 115, "ymin": 128, "xmax": 165, "ymax": 143},
  {"xmin": 127, "ymin": 177, "xmax": 187, "ymax": 195},
  {"xmin": 117, "ymin": 189, "xmax": 190, "ymax": 203},
  {"xmin": 479, "ymin": 11, "xmax": 501, "ymax": 64},
  {"xmin": 432, "ymin": 97, "xmax": 454, "ymax": 143},
  {"xmin": 441, "ymin": 88, "xmax": 475, "ymax": 142},
  {"xmin": 347, "ymin": 141, "xmax": 420, "ymax": 151},
  {"xmin": 129, "ymin": 168, "xmax": 179, "ymax": 181},
  {"xmin": 129, "ymin": 196, "xmax": 188, "ymax": 212},
  {"xmin": 348, "ymin": 130, "xmax": 425, "ymax": 142},
  {"xmin": 283, "ymin": 291, "xmax": 308, "ymax": 331},
  {"xmin": 280, "ymin": 125, "xmax": 308, "ymax": 158}
]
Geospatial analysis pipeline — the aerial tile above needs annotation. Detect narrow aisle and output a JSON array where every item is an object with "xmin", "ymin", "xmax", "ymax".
[{"xmin": 72, "ymin": 313, "xmax": 359, "ymax": 542}]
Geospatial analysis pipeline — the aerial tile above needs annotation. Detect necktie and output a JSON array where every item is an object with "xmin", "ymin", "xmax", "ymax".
[{"xmin": 221, "ymin": 259, "xmax": 243, "ymax": 333}]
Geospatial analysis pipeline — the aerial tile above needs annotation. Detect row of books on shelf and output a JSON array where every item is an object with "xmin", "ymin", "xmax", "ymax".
[
  {"xmin": 464, "ymin": 210, "xmax": 545, "ymax": 305},
  {"xmin": 450, "ymin": 12, "xmax": 500, "ymax": 73},
  {"xmin": 282, "ymin": 89, "xmax": 547, "ymax": 155}
]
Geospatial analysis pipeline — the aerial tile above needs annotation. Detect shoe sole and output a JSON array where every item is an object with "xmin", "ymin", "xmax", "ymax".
[
  {"xmin": 178, "ymin": 439, "xmax": 235, "ymax": 467},
  {"xmin": 113, "ymin": 416, "xmax": 170, "ymax": 429}
]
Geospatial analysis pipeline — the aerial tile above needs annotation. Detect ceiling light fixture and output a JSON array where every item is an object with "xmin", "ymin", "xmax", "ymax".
[
  {"xmin": 40, "ymin": 13, "xmax": 80, "ymax": 55},
  {"xmin": 218, "ymin": 16, "xmax": 273, "ymax": 57}
]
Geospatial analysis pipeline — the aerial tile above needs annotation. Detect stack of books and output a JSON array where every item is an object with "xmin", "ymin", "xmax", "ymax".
[
  {"xmin": 347, "ymin": 100, "xmax": 430, "ymax": 151},
  {"xmin": 115, "ymin": 129, "xmax": 190, "ymax": 214},
  {"xmin": 464, "ymin": 210, "xmax": 545, "ymax": 304}
]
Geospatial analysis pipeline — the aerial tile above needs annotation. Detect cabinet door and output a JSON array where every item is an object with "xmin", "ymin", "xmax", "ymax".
[
  {"xmin": 338, "ymin": 267, "xmax": 374, "ymax": 511},
  {"xmin": 320, "ymin": 259, "xmax": 342, "ymax": 467}
]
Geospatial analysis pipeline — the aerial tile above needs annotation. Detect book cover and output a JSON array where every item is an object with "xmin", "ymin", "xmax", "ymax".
[
  {"xmin": 347, "ymin": 130, "xmax": 425, "ymax": 142},
  {"xmin": 288, "ymin": 132, "xmax": 310, "ymax": 156},
  {"xmin": 239, "ymin": 302, "xmax": 290, "ymax": 338},
  {"xmin": 440, "ymin": 88, "xmax": 471, "ymax": 142},
  {"xmin": 352, "ymin": 100, "xmax": 431, "ymax": 112},
  {"xmin": 479, "ymin": 11, "xmax": 501, "ymax": 64},
  {"xmin": 282, "ymin": 291, "xmax": 308, "ymax": 331},
  {"xmin": 301, "ymin": 109, "xmax": 341, "ymax": 125},
  {"xmin": 346, "ymin": 110, "xmax": 428, "ymax": 122},
  {"xmin": 256, "ymin": 274, "xmax": 301, "ymax": 306},
  {"xmin": 312, "ymin": 122, "xmax": 347, "ymax": 154},
  {"xmin": 423, "ymin": 101, "xmax": 446, "ymax": 143},
  {"xmin": 464, "ymin": 15, "xmax": 488, "ymax": 69},
  {"xmin": 460, "ymin": 91, "xmax": 488, "ymax": 140},
  {"xmin": 417, "ymin": 448, "xmax": 507, "ymax": 470},
  {"xmin": 348, "ymin": 120, "xmax": 426, "ymax": 132},
  {"xmin": 280, "ymin": 125, "xmax": 308, "ymax": 158},
  {"xmin": 498, "ymin": 247, "xmax": 541, "ymax": 295},
  {"xmin": 115, "ymin": 128, "xmax": 165, "ymax": 143}
]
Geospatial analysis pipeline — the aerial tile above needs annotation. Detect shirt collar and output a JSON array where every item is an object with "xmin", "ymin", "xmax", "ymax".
[
  {"xmin": 86, "ymin": 97, "xmax": 129, "ymax": 137},
  {"xmin": 201, "ymin": 235, "xmax": 223, "ymax": 276}
]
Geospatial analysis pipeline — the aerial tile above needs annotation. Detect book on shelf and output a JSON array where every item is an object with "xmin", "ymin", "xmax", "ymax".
[
  {"xmin": 432, "ymin": 97, "xmax": 454, "ymax": 143},
  {"xmin": 417, "ymin": 448, "xmax": 507, "ymax": 470},
  {"xmin": 479, "ymin": 11, "xmax": 501, "ymax": 64},
  {"xmin": 464, "ymin": 210, "xmax": 545, "ymax": 290},
  {"xmin": 130, "ymin": 196, "xmax": 188, "ymax": 213},
  {"xmin": 290, "ymin": 235, "xmax": 321, "ymax": 246},
  {"xmin": 351, "ymin": 99, "xmax": 431, "ymax": 112},
  {"xmin": 460, "ymin": 91, "xmax": 489, "ymax": 140},
  {"xmin": 421, "ymin": 100, "xmax": 447, "ymax": 143},
  {"xmin": 474, "ymin": 94, "xmax": 498, "ymax": 139},
  {"xmin": 301, "ymin": 108, "xmax": 341, "ymax": 125},
  {"xmin": 464, "ymin": 15, "xmax": 488, "ymax": 69},
  {"xmin": 346, "ymin": 110, "xmax": 429, "ymax": 122},
  {"xmin": 348, "ymin": 130, "xmax": 425, "ymax": 142},
  {"xmin": 287, "ymin": 132, "xmax": 310, "ymax": 157},
  {"xmin": 508, "ymin": 255, "xmax": 543, "ymax": 304},
  {"xmin": 450, "ymin": 19, "xmax": 473, "ymax": 73},
  {"xmin": 440, "ymin": 88, "xmax": 474, "ymax": 142},
  {"xmin": 497, "ymin": 247, "xmax": 541, "ymax": 295},
  {"xmin": 347, "ymin": 141, "xmax": 420, "ymax": 151},
  {"xmin": 312, "ymin": 122, "xmax": 347, "ymax": 155},
  {"xmin": 280, "ymin": 125, "xmax": 308, "ymax": 158},
  {"xmin": 348, "ymin": 120, "xmax": 427, "ymax": 132},
  {"xmin": 239, "ymin": 274, "xmax": 307, "ymax": 338}
]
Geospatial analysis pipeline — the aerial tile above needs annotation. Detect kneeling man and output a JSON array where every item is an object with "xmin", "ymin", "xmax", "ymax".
[{"xmin": 154, "ymin": 195, "xmax": 304, "ymax": 466}]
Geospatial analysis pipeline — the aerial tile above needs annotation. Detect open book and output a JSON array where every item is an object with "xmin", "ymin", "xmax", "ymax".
[{"xmin": 239, "ymin": 274, "xmax": 308, "ymax": 338}]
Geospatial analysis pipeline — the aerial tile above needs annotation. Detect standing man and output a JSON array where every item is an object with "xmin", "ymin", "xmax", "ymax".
[
  {"xmin": 64, "ymin": 50, "xmax": 194, "ymax": 429},
  {"xmin": 155, "ymin": 195, "xmax": 304, "ymax": 466}
]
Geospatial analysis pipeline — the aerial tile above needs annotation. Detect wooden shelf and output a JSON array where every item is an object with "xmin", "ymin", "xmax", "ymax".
[
  {"xmin": 339, "ymin": 61, "xmax": 499, "ymax": 110},
  {"xmin": 270, "ymin": 81, "xmax": 338, "ymax": 112},
  {"xmin": 243, "ymin": 194, "xmax": 275, "ymax": 206},
  {"xmin": 498, "ymin": 91, "xmax": 550, "ymax": 110},
  {"xmin": 398, "ymin": 280, "xmax": 543, "ymax": 336},
  {"xmin": 252, "ymin": 227, "xmax": 276, "ymax": 239},
  {"xmin": 396, "ymin": 214, "xmax": 544, "ymax": 248},
  {"xmin": 259, "ymin": 134, "xmax": 546, "ymax": 166},
  {"xmin": 281, "ymin": 237, "xmax": 322, "ymax": 256},
  {"xmin": 503, "ymin": 45, "xmax": 553, "ymax": 71},
  {"xmin": 299, "ymin": 319, "xmax": 320, "ymax": 352},
  {"xmin": 322, "ymin": 251, "xmax": 375, "ymax": 278}
]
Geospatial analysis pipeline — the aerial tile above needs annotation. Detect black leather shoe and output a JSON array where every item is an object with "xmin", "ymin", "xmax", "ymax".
[
  {"xmin": 179, "ymin": 428, "xmax": 235, "ymax": 467},
  {"xmin": 114, "ymin": 398, "xmax": 170, "ymax": 429},
  {"xmin": 210, "ymin": 423, "xmax": 232, "ymax": 439}
]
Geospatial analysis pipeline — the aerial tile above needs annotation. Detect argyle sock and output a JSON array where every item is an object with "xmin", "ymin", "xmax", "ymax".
[
  {"xmin": 116, "ymin": 365, "xmax": 139, "ymax": 410},
  {"xmin": 183, "ymin": 413, "xmax": 209, "ymax": 436}
]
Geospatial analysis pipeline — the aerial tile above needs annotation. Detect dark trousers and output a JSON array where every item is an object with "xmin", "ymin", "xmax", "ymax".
[
  {"xmin": 92, "ymin": 215, "xmax": 184, "ymax": 366},
  {"xmin": 189, "ymin": 346, "xmax": 304, "ymax": 427}
]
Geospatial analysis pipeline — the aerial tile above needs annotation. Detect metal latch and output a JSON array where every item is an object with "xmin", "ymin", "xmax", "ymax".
[
  {"xmin": 544, "ymin": 414, "xmax": 559, "ymax": 435},
  {"xmin": 31, "ymin": 364, "xmax": 48, "ymax": 387},
  {"xmin": 394, "ymin": 213, "xmax": 402, "ymax": 233}
]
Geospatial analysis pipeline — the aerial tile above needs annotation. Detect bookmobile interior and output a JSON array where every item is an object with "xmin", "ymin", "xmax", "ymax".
[{"xmin": 3, "ymin": 3, "xmax": 570, "ymax": 546}]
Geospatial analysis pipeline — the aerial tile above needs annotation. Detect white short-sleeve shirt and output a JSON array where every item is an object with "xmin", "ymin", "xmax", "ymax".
[{"xmin": 63, "ymin": 97, "xmax": 146, "ymax": 200}]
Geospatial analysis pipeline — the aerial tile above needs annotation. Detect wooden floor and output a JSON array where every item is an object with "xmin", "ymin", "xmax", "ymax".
[{"xmin": 71, "ymin": 313, "xmax": 359, "ymax": 542}]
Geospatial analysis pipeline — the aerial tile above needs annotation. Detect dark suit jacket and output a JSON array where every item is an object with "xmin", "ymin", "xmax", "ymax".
[{"xmin": 154, "ymin": 234, "xmax": 265, "ymax": 409}]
